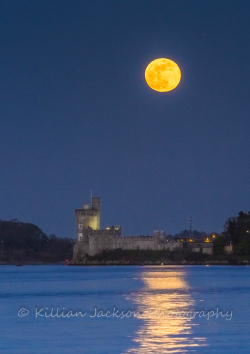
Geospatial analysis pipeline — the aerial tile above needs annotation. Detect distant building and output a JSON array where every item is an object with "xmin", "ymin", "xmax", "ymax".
[
  {"xmin": 175, "ymin": 235, "xmax": 214, "ymax": 255},
  {"xmin": 224, "ymin": 244, "xmax": 233, "ymax": 254},
  {"xmin": 73, "ymin": 197, "xmax": 182, "ymax": 262}
]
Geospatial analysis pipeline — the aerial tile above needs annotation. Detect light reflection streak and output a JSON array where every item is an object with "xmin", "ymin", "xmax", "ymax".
[{"xmin": 126, "ymin": 266, "xmax": 207, "ymax": 353}]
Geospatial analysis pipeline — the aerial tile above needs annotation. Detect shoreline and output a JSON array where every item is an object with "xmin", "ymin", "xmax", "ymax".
[
  {"xmin": 70, "ymin": 261, "xmax": 250, "ymax": 266},
  {"xmin": 1, "ymin": 261, "xmax": 249, "ymax": 266}
]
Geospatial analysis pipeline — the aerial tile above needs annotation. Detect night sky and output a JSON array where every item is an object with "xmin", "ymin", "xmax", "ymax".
[{"xmin": 1, "ymin": 0, "xmax": 250, "ymax": 238}]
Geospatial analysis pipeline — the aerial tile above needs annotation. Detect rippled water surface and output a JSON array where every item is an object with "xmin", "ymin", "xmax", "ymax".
[{"xmin": 0, "ymin": 265, "xmax": 249, "ymax": 353}]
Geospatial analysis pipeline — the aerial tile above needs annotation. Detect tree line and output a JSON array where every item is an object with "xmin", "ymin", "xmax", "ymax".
[
  {"xmin": 223, "ymin": 211, "xmax": 250, "ymax": 257},
  {"xmin": 0, "ymin": 219, "xmax": 73, "ymax": 263}
]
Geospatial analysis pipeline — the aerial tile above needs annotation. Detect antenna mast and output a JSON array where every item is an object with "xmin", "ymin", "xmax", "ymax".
[{"xmin": 189, "ymin": 216, "xmax": 193, "ymax": 239}]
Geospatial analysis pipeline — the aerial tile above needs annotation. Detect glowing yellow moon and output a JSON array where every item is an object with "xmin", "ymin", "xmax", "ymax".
[{"xmin": 145, "ymin": 58, "xmax": 181, "ymax": 92}]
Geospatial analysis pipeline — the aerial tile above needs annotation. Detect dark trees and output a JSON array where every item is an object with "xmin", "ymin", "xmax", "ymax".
[
  {"xmin": 0, "ymin": 220, "xmax": 73, "ymax": 262},
  {"xmin": 224, "ymin": 211, "xmax": 250, "ymax": 256}
]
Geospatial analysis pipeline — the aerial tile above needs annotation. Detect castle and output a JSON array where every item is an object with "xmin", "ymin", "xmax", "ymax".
[
  {"xmin": 73, "ymin": 197, "xmax": 214, "ymax": 262},
  {"xmin": 73, "ymin": 197, "xmax": 182, "ymax": 262}
]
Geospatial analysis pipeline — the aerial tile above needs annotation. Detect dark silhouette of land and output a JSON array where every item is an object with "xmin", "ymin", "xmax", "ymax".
[{"xmin": 0, "ymin": 219, "xmax": 73, "ymax": 263}]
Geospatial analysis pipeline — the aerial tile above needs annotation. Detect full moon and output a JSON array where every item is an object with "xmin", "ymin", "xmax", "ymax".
[{"xmin": 145, "ymin": 58, "xmax": 181, "ymax": 92}]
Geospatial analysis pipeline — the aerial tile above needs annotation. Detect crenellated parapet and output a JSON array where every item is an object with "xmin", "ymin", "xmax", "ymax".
[
  {"xmin": 89, "ymin": 225, "xmax": 121, "ymax": 236},
  {"xmin": 115, "ymin": 236, "xmax": 154, "ymax": 241}
]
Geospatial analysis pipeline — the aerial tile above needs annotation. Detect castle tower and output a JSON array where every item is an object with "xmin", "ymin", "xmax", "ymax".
[{"xmin": 73, "ymin": 197, "xmax": 101, "ymax": 260}]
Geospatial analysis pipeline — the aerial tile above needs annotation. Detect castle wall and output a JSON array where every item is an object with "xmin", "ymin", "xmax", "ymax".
[
  {"xmin": 73, "ymin": 242, "xmax": 89, "ymax": 263},
  {"xmin": 88, "ymin": 227, "xmax": 121, "ymax": 256},
  {"xmin": 88, "ymin": 232, "xmax": 182, "ymax": 256}
]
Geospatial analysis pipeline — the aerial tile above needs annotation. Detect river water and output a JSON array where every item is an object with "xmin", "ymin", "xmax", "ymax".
[{"xmin": 0, "ymin": 265, "xmax": 249, "ymax": 353}]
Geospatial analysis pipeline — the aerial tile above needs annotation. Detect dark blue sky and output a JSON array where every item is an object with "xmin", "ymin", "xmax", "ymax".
[{"xmin": 1, "ymin": 0, "xmax": 250, "ymax": 237}]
